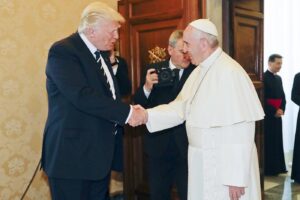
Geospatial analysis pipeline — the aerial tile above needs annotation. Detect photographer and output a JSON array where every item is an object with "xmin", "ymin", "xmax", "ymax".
[{"xmin": 134, "ymin": 30, "xmax": 195, "ymax": 200}]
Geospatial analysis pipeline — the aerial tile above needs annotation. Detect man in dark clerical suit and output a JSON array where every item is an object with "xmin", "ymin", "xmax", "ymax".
[
  {"xmin": 291, "ymin": 72, "xmax": 300, "ymax": 183},
  {"xmin": 134, "ymin": 30, "xmax": 195, "ymax": 200},
  {"xmin": 263, "ymin": 54, "xmax": 287, "ymax": 176},
  {"xmin": 41, "ymin": 2, "xmax": 146, "ymax": 200}
]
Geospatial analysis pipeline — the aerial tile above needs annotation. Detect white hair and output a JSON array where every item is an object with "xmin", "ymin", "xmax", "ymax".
[{"xmin": 78, "ymin": 2, "xmax": 125, "ymax": 33}]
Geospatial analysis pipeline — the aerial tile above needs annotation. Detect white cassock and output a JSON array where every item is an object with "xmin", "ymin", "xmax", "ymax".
[{"xmin": 146, "ymin": 47, "xmax": 265, "ymax": 200}]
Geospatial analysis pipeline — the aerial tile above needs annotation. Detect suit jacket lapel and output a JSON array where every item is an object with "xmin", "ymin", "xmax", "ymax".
[
  {"xmin": 71, "ymin": 33, "xmax": 116, "ymax": 97},
  {"xmin": 101, "ymin": 56, "xmax": 121, "ymax": 100}
]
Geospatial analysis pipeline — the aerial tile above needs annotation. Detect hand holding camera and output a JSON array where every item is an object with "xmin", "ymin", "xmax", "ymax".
[
  {"xmin": 154, "ymin": 65, "xmax": 176, "ymax": 87},
  {"xmin": 144, "ymin": 68, "xmax": 158, "ymax": 92}
]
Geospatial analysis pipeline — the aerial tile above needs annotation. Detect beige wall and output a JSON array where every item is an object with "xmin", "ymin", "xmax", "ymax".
[
  {"xmin": 206, "ymin": 0, "xmax": 222, "ymax": 46},
  {"xmin": 0, "ymin": 1, "xmax": 117, "ymax": 199}
]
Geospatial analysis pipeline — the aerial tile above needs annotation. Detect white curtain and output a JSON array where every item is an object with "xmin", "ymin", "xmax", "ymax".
[{"xmin": 264, "ymin": 0, "xmax": 300, "ymax": 154}]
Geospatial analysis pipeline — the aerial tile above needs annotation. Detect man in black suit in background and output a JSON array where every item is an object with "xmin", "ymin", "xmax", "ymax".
[
  {"xmin": 263, "ymin": 54, "xmax": 287, "ymax": 176},
  {"xmin": 134, "ymin": 30, "xmax": 195, "ymax": 200},
  {"xmin": 41, "ymin": 2, "xmax": 146, "ymax": 200},
  {"xmin": 291, "ymin": 72, "xmax": 300, "ymax": 183}
]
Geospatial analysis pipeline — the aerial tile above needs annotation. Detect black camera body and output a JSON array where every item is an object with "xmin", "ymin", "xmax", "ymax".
[{"xmin": 152, "ymin": 63, "xmax": 176, "ymax": 87}]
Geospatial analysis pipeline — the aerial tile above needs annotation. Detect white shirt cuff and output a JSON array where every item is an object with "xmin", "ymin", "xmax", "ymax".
[
  {"xmin": 143, "ymin": 85, "xmax": 151, "ymax": 98},
  {"xmin": 125, "ymin": 105, "xmax": 133, "ymax": 124}
]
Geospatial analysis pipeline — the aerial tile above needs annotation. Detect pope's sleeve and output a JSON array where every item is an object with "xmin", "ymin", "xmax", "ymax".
[
  {"xmin": 146, "ymin": 90, "xmax": 189, "ymax": 132},
  {"xmin": 219, "ymin": 121, "xmax": 256, "ymax": 187},
  {"xmin": 146, "ymin": 67, "xmax": 198, "ymax": 133}
]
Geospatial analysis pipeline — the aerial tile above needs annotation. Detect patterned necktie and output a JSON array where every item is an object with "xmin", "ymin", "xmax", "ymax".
[
  {"xmin": 171, "ymin": 68, "xmax": 181, "ymax": 96},
  {"xmin": 94, "ymin": 50, "xmax": 113, "ymax": 98},
  {"xmin": 94, "ymin": 50, "xmax": 118, "ymax": 135}
]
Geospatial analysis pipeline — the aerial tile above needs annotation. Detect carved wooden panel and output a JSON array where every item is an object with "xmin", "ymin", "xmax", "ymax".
[
  {"xmin": 234, "ymin": 0, "xmax": 263, "ymax": 12},
  {"xmin": 233, "ymin": 8, "xmax": 263, "ymax": 81},
  {"xmin": 130, "ymin": 0, "xmax": 183, "ymax": 17},
  {"xmin": 131, "ymin": 19, "xmax": 180, "ymax": 88}
]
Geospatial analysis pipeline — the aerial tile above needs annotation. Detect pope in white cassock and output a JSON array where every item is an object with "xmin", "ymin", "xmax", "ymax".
[{"xmin": 145, "ymin": 19, "xmax": 265, "ymax": 200}]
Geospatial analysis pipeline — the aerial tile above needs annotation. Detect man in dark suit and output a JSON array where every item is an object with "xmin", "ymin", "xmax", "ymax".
[
  {"xmin": 263, "ymin": 54, "xmax": 287, "ymax": 176},
  {"xmin": 41, "ymin": 2, "xmax": 146, "ymax": 200},
  {"xmin": 134, "ymin": 30, "xmax": 195, "ymax": 200},
  {"xmin": 291, "ymin": 72, "xmax": 300, "ymax": 183}
]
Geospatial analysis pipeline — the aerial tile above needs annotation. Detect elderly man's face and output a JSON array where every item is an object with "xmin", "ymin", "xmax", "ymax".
[
  {"xmin": 183, "ymin": 26, "xmax": 202, "ymax": 66},
  {"xmin": 168, "ymin": 38, "xmax": 191, "ymax": 69},
  {"xmin": 92, "ymin": 20, "xmax": 120, "ymax": 51}
]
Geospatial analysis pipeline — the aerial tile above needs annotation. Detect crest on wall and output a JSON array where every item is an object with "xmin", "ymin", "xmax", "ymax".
[{"xmin": 148, "ymin": 46, "xmax": 167, "ymax": 64}]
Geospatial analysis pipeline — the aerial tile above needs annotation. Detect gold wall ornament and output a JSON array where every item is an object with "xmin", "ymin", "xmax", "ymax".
[{"xmin": 148, "ymin": 46, "xmax": 167, "ymax": 63}]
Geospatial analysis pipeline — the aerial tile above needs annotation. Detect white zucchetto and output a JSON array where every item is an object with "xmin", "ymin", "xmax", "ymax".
[{"xmin": 189, "ymin": 19, "xmax": 218, "ymax": 37}]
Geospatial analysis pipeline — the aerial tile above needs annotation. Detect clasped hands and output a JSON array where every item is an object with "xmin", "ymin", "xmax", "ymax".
[
  {"xmin": 228, "ymin": 186, "xmax": 245, "ymax": 200},
  {"xmin": 128, "ymin": 105, "xmax": 148, "ymax": 127},
  {"xmin": 275, "ymin": 108, "xmax": 284, "ymax": 118}
]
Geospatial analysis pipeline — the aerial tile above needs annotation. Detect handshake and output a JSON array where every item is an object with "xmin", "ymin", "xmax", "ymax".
[{"xmin": 128, "ymin": 105, "xmax": 148, "ymax": 127}]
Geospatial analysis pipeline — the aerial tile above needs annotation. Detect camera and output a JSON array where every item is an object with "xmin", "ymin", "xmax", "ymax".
[{"xmin": 152, "ymin": 64, "xmax": 176, "ymax": 87}]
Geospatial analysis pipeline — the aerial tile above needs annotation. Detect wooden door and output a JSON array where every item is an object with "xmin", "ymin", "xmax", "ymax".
[
  {"xmin": 118, "ymin": 0, "xmax": 205, "ymax": 199},
  {"xmin": 223, "ymin": 0, "xmax": 264, "ymax": 193}
]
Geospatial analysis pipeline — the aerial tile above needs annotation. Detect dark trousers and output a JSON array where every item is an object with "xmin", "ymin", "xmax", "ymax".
[
  {"xmin": 147, "ymin": 139, "xmax": 188, "ymax": 200},
  {"xmin": 48, "ymin": 174, "xmax": 110, "ymax": 200},
  {"xmin": 111, "ymin": 131, "xmax": 124, "ymax": 172}
]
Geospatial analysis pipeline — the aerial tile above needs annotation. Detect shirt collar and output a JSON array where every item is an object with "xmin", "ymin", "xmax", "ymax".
[
  {"xmin": 200, "ymin": 47, "xmax": 222, "ymax": 69},
  {"xmin": 169, "ymin": 59, "xmax": 178, "ymax": 70},
  {"xmin": 79, "ymin": 32, "xmax": 97, "ymax": 57},
  {"xmin": 267, "ymin": 69, "xmax": 276, "ymax": 75}
]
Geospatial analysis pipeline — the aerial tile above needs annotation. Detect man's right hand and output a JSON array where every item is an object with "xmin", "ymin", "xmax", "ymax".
[
  {"xmin": 128, "ymin": 105, "xmax": 148, "ymax": 127},
  {"xmin": 275, "ymin": 108, "xmax": 284, "ymax": 118},
  {"xmin": 144, "ymin": 68, "xmax": 158, "ymax": 92}
]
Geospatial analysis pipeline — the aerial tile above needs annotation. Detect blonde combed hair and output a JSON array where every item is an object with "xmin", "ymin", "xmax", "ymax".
[{"xmin": 78, "ymin": 2, "xmax": 125, "ymax": 33}]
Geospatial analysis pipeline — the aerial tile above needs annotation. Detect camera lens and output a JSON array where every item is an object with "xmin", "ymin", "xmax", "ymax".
[{"xmin": 160, "ymin": 71, "xmax": 170, "ymax": 80}]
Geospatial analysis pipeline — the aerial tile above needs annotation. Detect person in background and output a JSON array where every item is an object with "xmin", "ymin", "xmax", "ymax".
[
  {"xmin": 109, "ymin": 49, "xmax": 131, "ymax": 197},
  {"xmin": 263, "ymin": 54, "xmax": 287, "ymax": 176},
  {"xmin": 291, "ymin": 72, "xmax": 300, "ymax": 183},
  {"xmin": 139, "ymin": 19, "xmax": 264, "ymax": 200},
  {"xmin": 109, "ymin": 49, "xmax": 132, "ymax": 97},
  {"xmin": 134, "ymin": 30, "xmax": 195, "ymax": 200},
  {"xmin": 41, "ymin": 2, "xmax": 146, "ymax": 200}
]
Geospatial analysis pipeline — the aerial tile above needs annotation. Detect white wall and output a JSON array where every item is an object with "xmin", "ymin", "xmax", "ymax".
[{"xmin": 264, "ymin": 0, "xmax": 300, "ymax": 158}]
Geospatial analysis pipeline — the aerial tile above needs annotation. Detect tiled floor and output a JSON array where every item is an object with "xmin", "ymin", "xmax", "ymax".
[
  {"xmin": 110, "ymin": 174, "xmax": 300, "ymax": 200},
  {"xmin": 264, "ymin": 174, "xmax": 300, "ymax": 200}
]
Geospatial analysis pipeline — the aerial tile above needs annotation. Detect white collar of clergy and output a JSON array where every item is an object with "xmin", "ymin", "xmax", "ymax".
[{"xmin": 200, "ymin": 47, "xmax": 222, "ymax": 69}]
